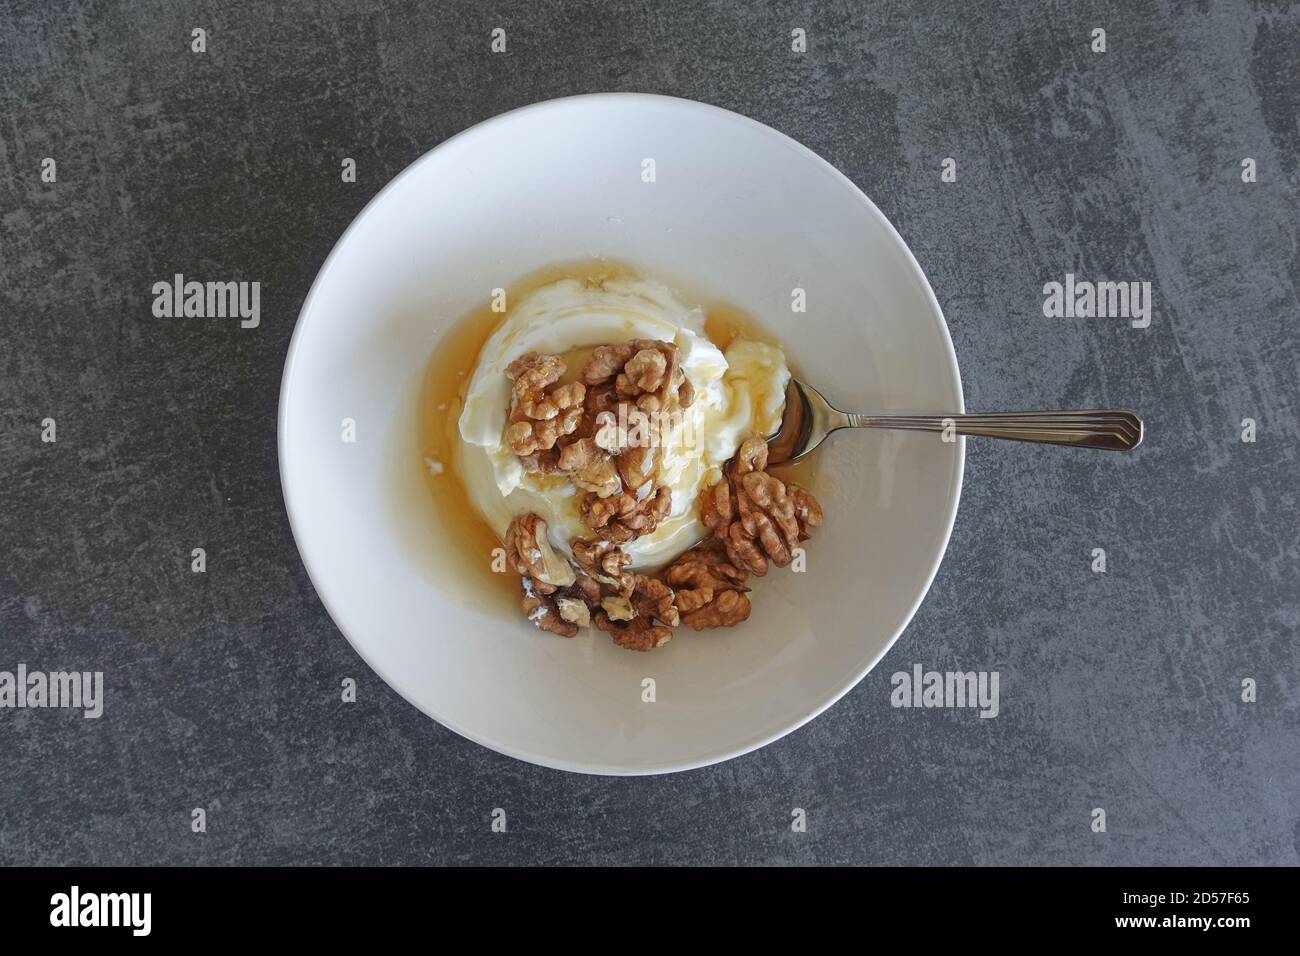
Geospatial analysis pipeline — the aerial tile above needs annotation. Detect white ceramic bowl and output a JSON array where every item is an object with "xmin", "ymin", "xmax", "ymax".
[{"xmin": 279, "ymin": 93, "xmax": 964, "ymax": 775}]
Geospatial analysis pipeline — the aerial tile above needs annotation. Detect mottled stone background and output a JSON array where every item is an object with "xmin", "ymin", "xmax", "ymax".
[{"xmin": 1, "ymin": 0, "xmax": 1296, "ymax": 865}]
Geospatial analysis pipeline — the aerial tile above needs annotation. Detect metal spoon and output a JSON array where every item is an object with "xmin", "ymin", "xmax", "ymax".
[{"xmin": 767, "ymin": 379, "xmax": 1143, "ymax": 464}]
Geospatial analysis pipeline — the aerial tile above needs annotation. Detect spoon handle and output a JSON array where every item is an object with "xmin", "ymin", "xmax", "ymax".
[{"xmin": 845, "ymin": 410, "xmax": 1143, "ymax": 451}]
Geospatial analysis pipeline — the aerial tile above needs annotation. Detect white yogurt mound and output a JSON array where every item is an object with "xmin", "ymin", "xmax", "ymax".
[{"xmin": 457, "ymin": 274, "xmax": 789, "ymax": 568}]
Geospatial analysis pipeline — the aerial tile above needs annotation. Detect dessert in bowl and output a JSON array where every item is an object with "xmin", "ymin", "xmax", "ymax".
[
  {"xmin": 435, "ymin": 263, "xmax": 822, "ymax": 649},
  {"xmin": 278, "ymin": 94, "xmax": 963, "ymax": 774}
]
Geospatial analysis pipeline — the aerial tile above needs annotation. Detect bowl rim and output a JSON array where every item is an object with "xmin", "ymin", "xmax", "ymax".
[{"xmin": 277, "ymin": 91, "xmax": 966, "ymax": 776}]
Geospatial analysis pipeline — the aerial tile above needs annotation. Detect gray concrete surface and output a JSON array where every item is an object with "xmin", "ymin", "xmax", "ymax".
[{"xmin": 1, "ymin": 0, "xmax": 1296, "ymax": 865}]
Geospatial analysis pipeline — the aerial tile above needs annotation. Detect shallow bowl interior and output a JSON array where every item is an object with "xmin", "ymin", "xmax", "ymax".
[{"xmin": 279, "ymin": 93, "xmax": 964, "ymax": 774}]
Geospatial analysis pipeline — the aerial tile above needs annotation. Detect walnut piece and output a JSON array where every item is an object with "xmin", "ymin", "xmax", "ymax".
[
  {"xmin": 582, "ymin": 382, "xmax": 620, "ymax": 441},
  {"xmin": 735, "ymin": 470, "xmax": 801, "ymax": 571},
  {"xmin": 582, "ymin": 338, "xmax": 693, "ymax": 410},
  {"xmin": 506, "ymin": 352, "xmax": 565, "ymax": 400},
  {"xmin": 518, "ymin": 446, "xmax": 563, "ymax": 474},
  {"xmin": 701, "ymin": 436, "xmax": 822, "ymax": 577},
  {"xmin": 620, "ymin": 348, "xmax": 667, "ymax": 393},
  {"xmin": 789, "ymin": 482, "xmax": 823, "ymax": 536},
  {"xmin": 616, "ymin": 443, "xmax": 659, "ymax": 492},
  {"xmin": 600, "ymin": 594, "xmax": 636, "ymax": 621},
  {"xmin": 558, "ymin": 437, "xmax": 621, "ymax": 498},
  {"xmin": 567, "ymin": 569, "xmax": 603, "ymax": 608},
  {"xmin": 580, "ymin": 485, "xmax": 671, "ymax": 543},
  {"xmin": 520, "ymin": 576, "xmax": 578, "ymax": 638},
  {"xmin": 661, "ymin": 540, "xmax": 752, "ymax": 630},
  {"xmin": 582, "ymin": 344, "xmax": 635, "ymax": 385},
  {"xmin": 631, "ymin": 574, "xmax": 680, "ymax": 628},
  {"xmin": 681, "ymin": 587, "xmax": 750, "ymax": 630},
  {"xmin": 673, "ymin": 587, "xmax": 713, "ymax": 614},
  {"xmin": 555, "ymin": 595, "xmax": 592, "ymax": 628},
  {"xmin": 700, "ymin": 474, "xmax": 732, "ymax": 533},
  {"xmin": 594, "ymin": 612, "xmax": 674, "ymax": 652},
  {"xmin": 571, "ymin": 538, "xmax": 635, "ymax": 597},
  {"xmin": 733, "ymin": 434, "xmax": 767, "ymax": 475},
  {"xmin": 503, "ymin": 353, "xmax": 585, "ymax": 458},
  {"xmin": 504, "ymin": 513, "xmax": 575, "ymax": 593},
  {"xmin": 663, "ymin": 539, "xmax": 750, "ymax": 592},
  {"xmin": 569, "ymin": 543, "xmax": 683, "ymax": 650},
  {"xmin": 506, "ymin": 416, "xmax": 574, "ymax": 457}
]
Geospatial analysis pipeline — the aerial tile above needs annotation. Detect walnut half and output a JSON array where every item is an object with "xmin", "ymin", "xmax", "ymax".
[
  {"xmin": 558, "ymin": 437, "xmax": 621, "ymax": 498},
  {"xmin": 503, "ymin": 353, "xmax": 585, "ymax": 458},
  {"xmin": 701, "ymin": 436, "xmax": 822, "ymax": 576},
  {"xmin": 582, "ymin": 338, "xmax": 693, "ymax": 410},
  {"xmin": 571, "ymin": 538, "xmax": 635, "ymax": 597},
  {"xmin": 662, "ymin": 540, "xmax": 752, "ymax": 630},
  {"xmin": 579, "ymin": 485, "xmax": 671, "ymax": 544},
  {"xmin": 504, "ymin": 513, "xmax": 575, "ymax": 593},
  {"xmin": 594, "ymin": 612, "xmax": 674, "ymax": 651},
  {"xmin": 520, "ymin": 576, "xmax": 578, "ymax": 638}
]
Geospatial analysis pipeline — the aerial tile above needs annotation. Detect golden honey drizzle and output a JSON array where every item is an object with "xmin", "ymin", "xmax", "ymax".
[{"xmin": 416, "ymin": 260, "xmax": 819, "ymax": 612}]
